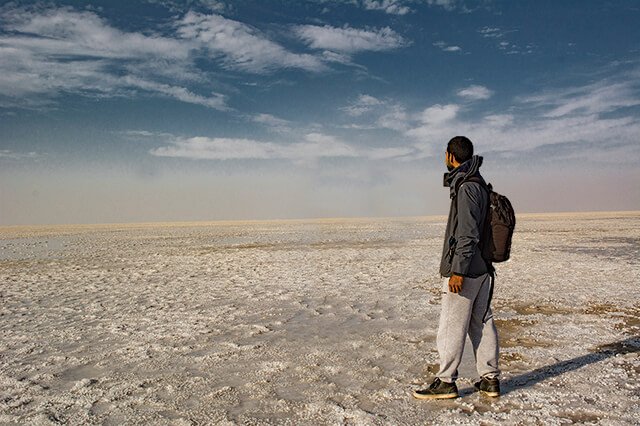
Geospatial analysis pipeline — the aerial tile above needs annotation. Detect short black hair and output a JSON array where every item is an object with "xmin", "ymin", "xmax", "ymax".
[{"xmin": 447, "ymin": 136, "xmax": 473, "ymax": 163}]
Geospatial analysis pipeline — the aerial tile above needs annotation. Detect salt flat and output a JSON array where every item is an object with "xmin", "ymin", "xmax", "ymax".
[{"xmin": 1, "ymin": 212, "xmax": 639, "ymax": 425}]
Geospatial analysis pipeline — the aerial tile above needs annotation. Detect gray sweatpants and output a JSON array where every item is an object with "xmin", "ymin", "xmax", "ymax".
[{"xmin": 436, "ymin": 273, "xmax": 500, "ymax": 383}]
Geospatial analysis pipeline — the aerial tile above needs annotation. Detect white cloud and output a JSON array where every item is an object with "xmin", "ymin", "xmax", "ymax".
[
  {"xmin": 252, "ymin": 113, "xmax": 290, "ymax": 126},
  {"xmin": 341, "ymin": 94, "xmax": 383, "ymax": 116},
  {"xmin": 362, "ymin": 0, "xmax": 412, "ymax": 15},
  {"xmin": 144, "ymin": 66, "xmax": 639, "ymax": 166},
  {"xmin": 357, "ymin": 0, "xmax": 461, "ymax": 13},
  {"xmin": 358, "ymin": 94, "xmax": 383, "ymax": 106},
  {"xmin": 123, "ymin": 76, "xmax": 229, "ymax": 110},
  {"xmin": 403, "ymin": 75, "xmax": 640, "ymax": 161},
  {"xmin": 2, "ymin": 7, "xmax": 189, "ymax": 60},
  {"xmin": 425, "ymin": 0, "xmax": 461, "ymax": 11},
  {"xmin": 478, "ymin": 27, "xmax": 505, "ymax": 38},
  {"xmin": 123, "ymin": 130, "xmax": 156, "ymax": 137},
  {"xmin": 340, "ymin": 123, "xmax": 378, "ymax": 130},
  {"xmin": 199, "ymin": 0, "xmax": 227, "ymax": 12},
  {"xmin": 340, "ymin": 95, "xmax": 410, "ymax": 131},
  {"xmin": 319, "ymin": 50, "xmax": 369, "ymax": 71},
  {"xmin": 367, "ymin": 146, "xmax": 414, "ymax": 159},
  {"xmin": 376, "ymin": 104, "xmax": 409, "ymax": 131},
  {"xmin": 0, "ymin": 149, "xmax": 39, "ymax": 159},
  {"xmin": 520, "ymin": 80, "xmax": 640, "ymax": 118},
  {"xmin": 122, "ymin": 129, "xmax": 177, "ymax": 140},
  {"xmin": 150, "ymin": 133, "xmax": 358, "ymax": 161},
  {"xmin": 433, "ymin": 41, "xmax": 461, "ymax": 52},
  {"xmin": 149, "ymin": 131, "xmax": 415, "ymax": 162},
  {"xmin": 177, "ymin": 12, "xmax": 325, "ymax": 73},
  {"xmin": 0, "ymin": 6, "xmax": 230, "ymax": 109},
  {"xmin": 0, "ymin": 5, "xmax": 339, "ymax": 109},
  {"xmin": 407, "ymin": 112, "xmax": 609, "ymax": 159},
  {"xmin": 294, "ymin": 24, "xmax": 407, "ymax": 54},
  {"xmin": 144, "ymin": 0, "xmax": 228, "ymax": 13},
  {"xmin": 321, "ymin": 50, "xmax": 352, "ymax": 64},
  {"xmin": 477, "ymin": 26, "xmax": 529, "ymax": 55},
  {"xmin": 151, "ymin": 137, "xmax": 277, "ymax": 160},
  {"xmin": 299, "ymin": 133, "xmax": 360, "ymax": 157},
  {"xmin": 419, "ymin": 104, "xmax": 460, "ymax": 124},
  {"xmin": 251, "ymin": 113, "xmax": 292, "ymax": 133},
  {"xmin": 404, "ymin": 104, "xmax": 461, "ymax": 149},
  {"xmin": 483, "ymin": 114, "xmax": 513, "ymax": 127},
  {"xmin": 457, "ymin": 85, "xmax": 493, "ymax": 101}
]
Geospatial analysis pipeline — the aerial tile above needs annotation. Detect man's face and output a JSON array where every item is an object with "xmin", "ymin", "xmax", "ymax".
[{"xmin": 445, "ymin": 151, "xmax": 455, "ymax": 171}]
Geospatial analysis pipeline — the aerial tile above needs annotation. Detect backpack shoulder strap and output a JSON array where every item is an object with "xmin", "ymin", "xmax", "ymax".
[
  {"xmin": 455, "ymin": 175, "xmax": 491, "ymax": 196},
  {"xmin": 451, "ymin": 175, "xmax": 490, "ymax": 245},
  {"xmin": 463, "ymin": 176, "xmax": 496, "ymax": 276}
]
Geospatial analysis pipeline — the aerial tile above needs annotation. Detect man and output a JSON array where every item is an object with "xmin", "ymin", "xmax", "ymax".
[{"xmin": 413, "ymin": 136, "xmax": 500, "ymax": 399}]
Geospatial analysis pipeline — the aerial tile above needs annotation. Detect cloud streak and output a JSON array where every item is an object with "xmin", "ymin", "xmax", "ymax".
[
  {"xmin": 433, "ymin": 41, "xmax": 461, "ymax": 52},
  {"xmin": 177, "ymin": 12, "xmax": 326, "ymax": 73},
  {"xmin": 425, "ymin": 0, "xmax": 466, "ymax": 12},
  {"xmin": 520, "ymin": 79, "xmax": 640, "ymax": 118},
  {"xmin": 477, "ymin": 26, "xmax": 531, "ymax": 55},
  {"xmin": 294, "ymin": 24, "xmax": 408, "ymax": 54},
  {"xmin": 0, "ymin": 5, "xmax": 412, "ymax": 110},
  {"xmin": 150, "ymin": 133, "xmax": 358, "ymax": 161},
  {"xmin": 361, "ymin": 0, "xmax": 412, "ymax": 15},
  {"xmin": 341, "ymin": 94, "xmax": 383, "ymax": 116},
  {"xmin": 0, "ymin": 149, "xmax": 39, "ymax": 159},
  {"xmin": 478, "ymin": 27, "xmax": 506, "ymax": 39},
  {"xmin": 250, "ymin": 113, "xmax": 293, "ymax": 133},
  {"xmin": 0, "ymin": 6, "xmax": 232, "ymax": 109},
  {"xmin": 457, "ymin": 85, "xmax": 493, "ymax": 101},
  {"xmin": 0, "ymin": 5, "xmax": 359, "ymax": 109},
  {"xmin": 340, "ymin": 95, "xmax": 409, "ymax": 131},
  {"xmin": 150, "ymin": 132, "xmax": 414, "ymax": 161}
]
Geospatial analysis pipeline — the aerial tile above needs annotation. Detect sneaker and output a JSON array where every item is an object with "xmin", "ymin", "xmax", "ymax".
[
  {"xmin": 474, "ymin": 376, "xmax": 500, "ymax": 397},
  {"xmin": 412, "ymin": 378, "xmax": 459, "ymax": 400}
]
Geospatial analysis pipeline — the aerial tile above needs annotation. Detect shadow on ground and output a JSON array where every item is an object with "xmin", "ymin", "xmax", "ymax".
[{"xmin": 501, "ymin": 336, "xmax": 640, "ymax": 395}]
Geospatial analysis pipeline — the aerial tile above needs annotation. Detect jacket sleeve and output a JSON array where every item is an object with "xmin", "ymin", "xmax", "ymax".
[{"xmin": 451, "ymin": 182, "xmax": 485, "ymax": 276}]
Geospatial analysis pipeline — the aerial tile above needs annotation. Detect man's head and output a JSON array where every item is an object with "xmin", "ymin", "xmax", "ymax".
[{"xmin": 446, "ymin": 136, "xmax": 473, "ymax": 171}]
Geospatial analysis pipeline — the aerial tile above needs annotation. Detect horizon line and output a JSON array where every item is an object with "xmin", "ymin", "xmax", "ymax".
[{"xmin": 1, "ymin": 210, "xmax": 639, "ymax": 230}]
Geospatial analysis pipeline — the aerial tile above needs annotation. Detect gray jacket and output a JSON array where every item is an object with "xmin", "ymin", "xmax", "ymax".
[{"xmin": 439, "ymin": 155, "xmax": 490, "ymax": 278}]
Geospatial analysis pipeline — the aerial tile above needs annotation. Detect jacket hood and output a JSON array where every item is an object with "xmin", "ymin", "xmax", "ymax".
[{"xmin": 443, "ymin": 155, "xmax": 483, "ymax": 198}]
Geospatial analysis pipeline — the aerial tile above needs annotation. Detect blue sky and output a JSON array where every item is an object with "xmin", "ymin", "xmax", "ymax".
[{"xmin": 1, "ymin": 0, "xmax": 639, "ymax": 224}]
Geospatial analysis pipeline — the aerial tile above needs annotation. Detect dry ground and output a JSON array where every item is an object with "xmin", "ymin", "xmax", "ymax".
[{"xmin": 1, "ymin": 212, "xmax": 639, "ymax": 425}]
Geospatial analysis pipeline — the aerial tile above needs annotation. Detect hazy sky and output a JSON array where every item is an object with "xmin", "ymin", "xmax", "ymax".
[{"xmin": 1, "ymin": 0, "xmax": 639, "ymax": 225}]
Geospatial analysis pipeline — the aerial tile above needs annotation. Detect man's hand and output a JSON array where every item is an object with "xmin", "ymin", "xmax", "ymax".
[{"xmin": 448, "ymin": 274, "xmax": 464, "ymax": 293}]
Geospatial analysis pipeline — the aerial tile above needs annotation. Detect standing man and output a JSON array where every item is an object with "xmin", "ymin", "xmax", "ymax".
[{"xmin": 413, "ymin": 136, "xmax": 500, "ymax": 399}]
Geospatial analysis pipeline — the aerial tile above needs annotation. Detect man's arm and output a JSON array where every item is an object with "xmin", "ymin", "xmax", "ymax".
[{"xmin": 449, "ymin": 182, "xmax": 485, "ymax": 292}]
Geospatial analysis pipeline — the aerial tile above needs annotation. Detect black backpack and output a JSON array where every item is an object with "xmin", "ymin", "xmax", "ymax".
[{"xmin": 459, "ymin": 176, "xmax": 516, "ymax": 263}]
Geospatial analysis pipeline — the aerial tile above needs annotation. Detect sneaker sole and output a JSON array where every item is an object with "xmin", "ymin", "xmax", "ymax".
[
  {"xmin": 478, "ymin": 390, "xmax": 500, "ymax": 397},
  {"xmin": 412, "ymin": 391, "xmax": 459, "ymax": 400}
]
